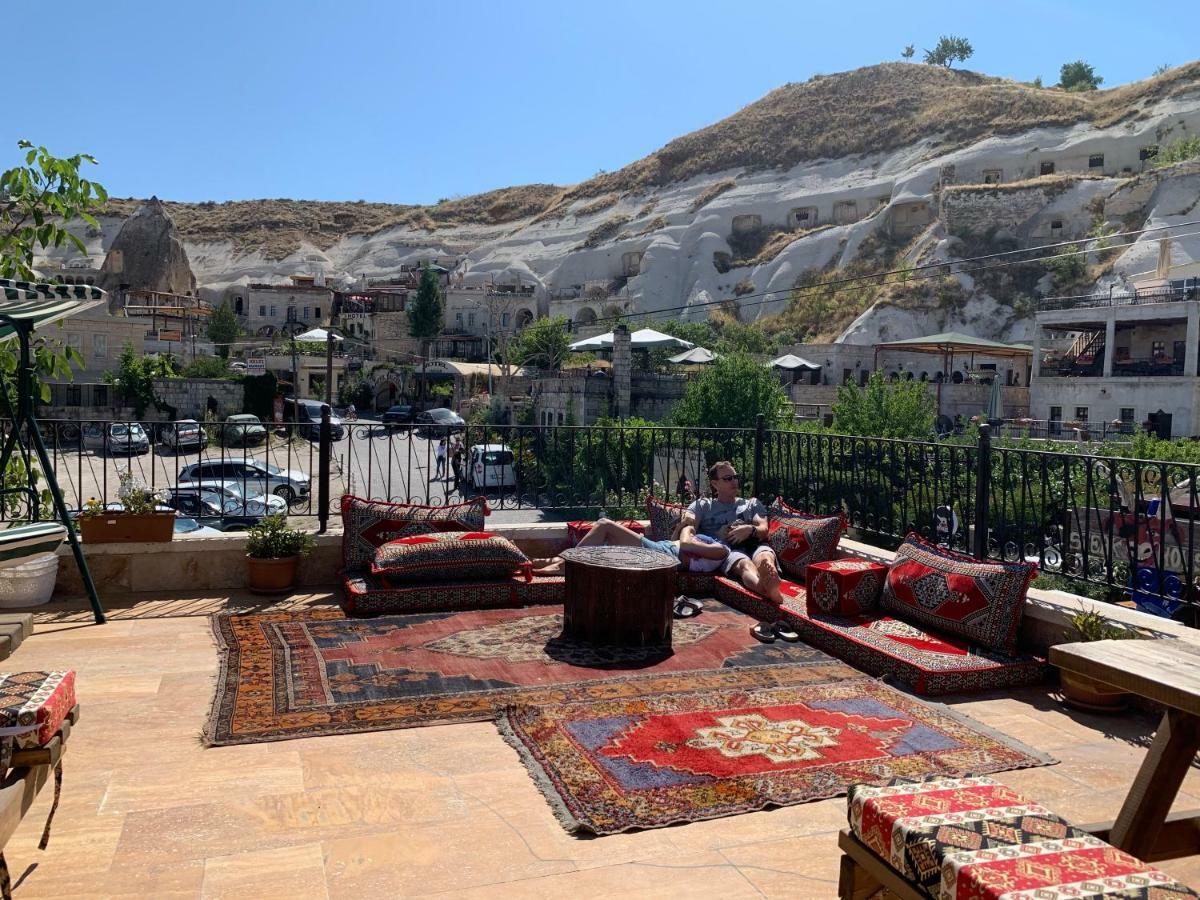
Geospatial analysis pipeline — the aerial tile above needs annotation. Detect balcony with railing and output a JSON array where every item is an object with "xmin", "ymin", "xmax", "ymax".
[{"xmin": 1038, "ymin": 281, "xmax": 1200, "ymax": 313}]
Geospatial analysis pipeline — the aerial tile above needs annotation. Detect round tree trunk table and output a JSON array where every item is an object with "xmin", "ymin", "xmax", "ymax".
[{"xmin": 560, "ymin": 545, "xmax": 679, "ymax": 647}]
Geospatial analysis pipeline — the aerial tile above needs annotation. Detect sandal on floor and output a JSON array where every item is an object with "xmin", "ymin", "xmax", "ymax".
[
  {"xmin": 773, "ymin": 621, "xmax": 801, "ymax": 642},
  {"xmin": 673, "ymin": 596, "xmax": 703, "ymax": 619},
  {"xmin": 751, "ymin": 622, "xmax": 776, "ymax": 643}
]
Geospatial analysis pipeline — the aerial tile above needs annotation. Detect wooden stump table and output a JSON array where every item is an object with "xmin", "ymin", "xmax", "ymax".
[{"xmin": 560, "ymin": 545, "xmax": 678, "ymax": 647}]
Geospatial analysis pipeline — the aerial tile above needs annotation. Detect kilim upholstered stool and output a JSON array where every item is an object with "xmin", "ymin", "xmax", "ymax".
[
  {"xmin": 837, "ymin": 775, "xmax": 1199, "ymax": 899},
  {"xmin": 0, "ymin": 671, "xmax": 79, "ymax": 900},
  {"xmin": 806, "ymin": 559, "xmax": 887, "ymax": 617}
]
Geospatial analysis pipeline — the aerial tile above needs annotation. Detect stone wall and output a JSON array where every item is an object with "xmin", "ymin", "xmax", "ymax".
[
  {"xmin": 940, "ymin": 179, "xmax": 1069, "ymax": 235},
  {"xmin": 151, "ymin": 377, "xmax": 244, "ymax": 419}
]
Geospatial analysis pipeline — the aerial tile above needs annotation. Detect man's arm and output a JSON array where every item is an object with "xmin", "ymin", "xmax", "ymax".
[{"xmin": 678, "ymin": 510, "xmax": 698, "ymax": 541}]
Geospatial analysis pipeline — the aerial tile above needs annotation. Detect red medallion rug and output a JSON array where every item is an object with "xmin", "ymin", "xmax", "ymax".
[
  {"xmin": 498, "ymin": 678, "xmax": 1054, "ymax": 834},
  {"xmin": 204, "ymin": 603, "xmax": 853, "ymax": 746}
]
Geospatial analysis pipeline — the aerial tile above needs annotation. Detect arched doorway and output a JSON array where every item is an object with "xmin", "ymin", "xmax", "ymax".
[
  {"xmin": 574, "ymin": 307, "xmax": 597, "ymax": 328},
  {"xmin": 516, "ymin": 308, "xmax": 534, "ymax": 330}
]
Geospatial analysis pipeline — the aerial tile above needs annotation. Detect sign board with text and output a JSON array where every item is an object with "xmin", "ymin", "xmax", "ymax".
[
  {"xmin": 157, "ymin": 329, "xmax": 182, "ymax": 342},
  {"xmin": 246, "ymin": 357, "xmax": 267, "ymax": 376}
]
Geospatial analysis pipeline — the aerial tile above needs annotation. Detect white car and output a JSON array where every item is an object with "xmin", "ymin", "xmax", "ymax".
[
  {"xmin": 178, "ymin": 458, "xmax": 310, "ymax": 503},
  {"xmin": 467, "ymin": 444, "xmax": 516, "ymax": 490},
  {"xmin": 179, "ymin": 480, "xmax": 287, "ymax": 518}
]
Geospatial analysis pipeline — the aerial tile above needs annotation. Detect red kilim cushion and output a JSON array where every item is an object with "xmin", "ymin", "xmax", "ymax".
[
  {"xmin": 881, "ymin": 534, "xmax": 1036, "ymax": 655},
  {"xmin": 0, "ymin": 670, "xmax": 76, "ymax": 749},
  {"xmin": 371, "ymin": 531, "xmax": 530, "ymax": 583},
  {"xmin": 645, "ymin": 496, "xmax": 687, "ymax": 541},
  {"xmin": 806, "ymin": 559, "xmax": 886, "ymax": 616},
  {"xmin": 340, "ymin": 494, "xmax": 490, "ymax": 570},
  {"xmin": 766, "ymin": 498, "xmax": 845, "ymax": 581}
]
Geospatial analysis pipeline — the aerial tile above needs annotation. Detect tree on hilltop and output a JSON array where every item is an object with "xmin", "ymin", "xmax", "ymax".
[
  {"xmin": 1059, "ymin": 60, "xmax": 1103, "ymax": 92},
  {"xmin": 901, "ymin": 45, "xmax": 915, "ymax": 61},
  {"xmin": 923, "ymin": 36, "xmax": 973, "ymax": 68}
]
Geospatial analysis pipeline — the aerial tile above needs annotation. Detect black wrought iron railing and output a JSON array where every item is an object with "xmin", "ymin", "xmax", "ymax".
[{"xmin": 6, "ymin": 412, "xmax": 1200, "ymax": 619}]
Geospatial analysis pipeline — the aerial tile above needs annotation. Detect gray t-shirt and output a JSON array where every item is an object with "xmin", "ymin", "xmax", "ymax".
[{"xmin": 686, "ymin": 497, "xmax": 767, "ymax": 542}]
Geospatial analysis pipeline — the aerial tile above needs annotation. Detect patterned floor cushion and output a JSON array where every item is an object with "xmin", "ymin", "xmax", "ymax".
[
  {"xmin": 343, "ymin": 569, "xmax": 565, "ymax": 616},
  {"xmin": 340, "ymin": 495, "xmax": 491, "ymax": 570},
  {"xmin": 807, "ymin": 559, "xmax": 887, "ymax": 616},
  {"xmin": 848, "ymin": 775, "xmax": 1199, "ymax": 899},
  {"xmin": 0, "ymin": 671, "xmax": 76, "ymax": 749},
  {"xmin": 715, "ymin": 577, "xmax": 1046, "ymax": 696}
]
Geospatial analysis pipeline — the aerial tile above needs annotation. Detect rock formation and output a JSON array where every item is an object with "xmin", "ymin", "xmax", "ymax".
[{"xmin": 99, "ymin": 197, "xmax": 196, "ymax": 306}]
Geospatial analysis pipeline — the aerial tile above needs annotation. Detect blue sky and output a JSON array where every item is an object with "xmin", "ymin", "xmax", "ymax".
[{"xmin": 9, "ymin": 0, "xmax": 1194, "ymax": 204}]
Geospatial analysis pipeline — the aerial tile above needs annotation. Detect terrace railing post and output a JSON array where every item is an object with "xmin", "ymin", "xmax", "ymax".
[
  {"xmin": 753, "ymin": 413, "xmax": 765, "ymax": 498},
  {"xmin": 317, "ymin": 403, "xmax": 331, "ymax": 533},
  {"xmin": 974, "ymin": 423, "xmax": 992, "ymax": 560}
]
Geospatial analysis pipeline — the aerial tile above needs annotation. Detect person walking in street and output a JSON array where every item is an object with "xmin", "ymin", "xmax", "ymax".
[
  {"xmin": 435, "ymin": 437, "xmax": 447, "ymax": 479},
  {"xmin": 450, "ymin": 438, "xmax": 464, "ymax": 485}
]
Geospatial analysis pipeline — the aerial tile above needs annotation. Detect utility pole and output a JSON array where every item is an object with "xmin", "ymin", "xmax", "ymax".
[
  {"xmin": 324, "ymin": 330, "xmax": 335, "ymax": 406},
  {"xmin": 291, "ymin": 337, "xmax": 299, "ymax": 401},
  {"xmin": 486, "ymin": 297, "xmax": 494, "ymax": 396}
]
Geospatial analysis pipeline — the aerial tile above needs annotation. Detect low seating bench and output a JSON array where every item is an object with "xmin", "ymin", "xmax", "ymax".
[
  {"xmin": 715, "ymin": 573, "xmax": 1047, "ymax": 696},
  {"xmin": 838, "ymin": 775, "xmax": 1199, "ymax": 899}
]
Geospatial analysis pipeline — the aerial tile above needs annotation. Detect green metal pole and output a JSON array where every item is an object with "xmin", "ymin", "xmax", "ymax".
[{"xmin": 15, "ymin": 323, "xmax": 106, "ymax": 623}]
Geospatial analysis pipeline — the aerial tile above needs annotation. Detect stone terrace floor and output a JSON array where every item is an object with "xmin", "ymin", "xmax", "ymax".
[{"xmin": 5, "ymin": 590, "xmax": 1200, "ymax": 898}]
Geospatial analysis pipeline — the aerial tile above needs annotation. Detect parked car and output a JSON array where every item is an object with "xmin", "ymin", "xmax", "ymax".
[
  {"xmin": 82, "ymin": 422, "xmax": 150, "ymax": 456},
  {"xmin": 466, "ymin": 444, "xmax": 516, "ymax": 490},
  {"xmin": 415, "ymin": 407, "xmax": 466, "ymax": 437},
  {"xmin": 167, "ymin": 480, "xmax": 286, "ymax": 519},
  {"xmin": 284, "ymin": 398, "xmax": 346, "ymax": 441},
  {"xmin": 160, "ymin": 485, "xmax": 264, "ymax": 530},
  {"xmin": 159, "ymin": 419, "xmax": 208, "ymax": 452},
  {"xmin": 382, "ymin": 404, "xmax": 416, "ymax": 427},
  {"xmin": 220, "ymin": 414, "xmax": 267, "ymax": 447},
  {"xmin": 174, "ymin": 516, "xmax": 224, "ymax": 538},
  {"xmin": 177, "ymin": 458, "xmax": 310, "ymax": 503}
]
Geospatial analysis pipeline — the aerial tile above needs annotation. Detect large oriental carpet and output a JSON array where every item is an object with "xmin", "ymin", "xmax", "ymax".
[
  {"xmin": 499, "ymin": 678, "xmax": 1054, "ymax": 834},
  {"xmin": 205, "ymin": 603, "xmax": 851, "ymax": 746}
]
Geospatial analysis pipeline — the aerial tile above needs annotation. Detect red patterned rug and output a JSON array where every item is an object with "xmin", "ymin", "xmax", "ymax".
[
  {"xmin": 499, "ymin": 677, "xmax": 1054, "ymax": 834},
  {"xmin": 205, "ymin": 603, "xmax": 853, "ymax": 746}
]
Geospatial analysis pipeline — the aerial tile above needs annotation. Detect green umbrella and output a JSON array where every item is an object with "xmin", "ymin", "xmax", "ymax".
[{"xmin": 985, "ymin": 375, "xmax": 1003, "ymax": 421}]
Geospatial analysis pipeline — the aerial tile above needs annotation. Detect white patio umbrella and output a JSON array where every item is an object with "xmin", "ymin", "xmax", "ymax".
[
  {"xmin": 668, "ymin": 346, "xmax": 717, "ymax": 364},
  {"xmin": 568, "ymin": 328, "xmax": 694, "ymax": 351},
  {"xmin": 293, "ymin": 327, "xmax": 343, "ymax": 343},
  {"xmin": 766, "ymin": 353, "xmax": 821, "ymax": 371}
]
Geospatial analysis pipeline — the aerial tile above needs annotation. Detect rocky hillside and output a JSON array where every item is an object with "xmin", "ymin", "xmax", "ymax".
[{"xmin": 47, "ymin": 62, "xmax": 1200, "ymax": 345}]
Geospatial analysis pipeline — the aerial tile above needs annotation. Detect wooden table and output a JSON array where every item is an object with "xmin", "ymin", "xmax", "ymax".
[
  {"xmin": 1050, "ymin": 639, "xmax": 1200, "ymax": 861},
  {"xmin": 560, "ymin": 545, "xmax": 678, "ymax": 647}
]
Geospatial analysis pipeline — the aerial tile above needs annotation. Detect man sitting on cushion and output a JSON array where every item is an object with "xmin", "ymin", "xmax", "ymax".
[
  {"xmin": 679, "ymin": 461, "xmax": 783, "ymax": 603},
  {"xmin": 530, "ymin": 518, "xmax": 728, "ymax": 575}
]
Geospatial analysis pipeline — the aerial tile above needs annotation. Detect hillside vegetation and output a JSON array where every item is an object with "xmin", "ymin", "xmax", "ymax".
[{"xmin": 99, "ymin": 62, "xmax": 1200, "ymax": 257}]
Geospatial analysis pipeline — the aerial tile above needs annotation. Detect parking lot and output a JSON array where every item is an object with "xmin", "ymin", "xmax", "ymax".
[{"xmin": 31, "ymin": 418, "xmax": 547, "ymax": 526}]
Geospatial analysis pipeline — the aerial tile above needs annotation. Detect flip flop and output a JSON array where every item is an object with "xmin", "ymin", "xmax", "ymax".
[
  {"xmin": 773, "ymin": 621, "xmax": 801, "ymax": 642},
  {"xmin": 751, "ymin": 622, "xmax": 776, "ymax": 643},
  {"xmin": 673, "ymin": 597, "xmax": 703, "ymax": 619}
]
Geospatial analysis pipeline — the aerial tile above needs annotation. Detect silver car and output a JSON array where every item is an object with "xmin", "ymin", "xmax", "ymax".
[
  {"xmin": 159, "ymin": 419, "xmax": 209, "ymax": 452},
  {"xmin": 177, "ymin": 480, "xmax": 287, "ymax": 518},
  {"xmin": 177, "ymin": 458, "xmax": 310, "ymax": 503},
  {"xmin": 82, "ymin": 422, "xmax": 150, "ymax": 456}
]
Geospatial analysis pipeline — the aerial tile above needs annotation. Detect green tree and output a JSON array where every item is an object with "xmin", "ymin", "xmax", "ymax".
[
  {"xmin": 179, "ymin": 356, "xmax": 232, "ymax": 379},
  {"xmin": 507, "ymin": 315, "xmax": 571, "ymax": 370},
  {"xmin": 923, "ymin": 35, "xmax": 973, "ymax": 68},
  {"xmin": 1059, "ymin": 60, "xmax": 1103, "ymax": 92},
  {"xmin": 104, "ymin": 344, "xmax": 179, "ymax": 417},
  {"xmin": 407, "ymin": 264, "xmax": 444, "ymax": 352},
  {"xmin": 901, "ymin": 44, "xmax": 915, "ymax": 60},
  {"xmin": 672, "ymin": 352, "xmax": 790, "ymax": 430},
  {"xmin": 831, "ymin": 371, "xmax": 935, "ymax": 439},
  {"xmin": 206, "ymin": 300, "xmax": 240, "ymax": 358}
]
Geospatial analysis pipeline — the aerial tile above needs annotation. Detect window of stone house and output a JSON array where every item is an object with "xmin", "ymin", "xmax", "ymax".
[
  {"xmin": 315, "ymin": 307, "xmax": 321, "ymax": 320},
  {"xmin": 1040, "ymin": 161, "xmax": 1056, "ymax": 175},
  {"xmin": 1152, "ymin": 340, "xmax": 1166, "ymax": 358},
  {"xmin": 1049, "ymin": 406, "xmax": 1062, "ymax": 422},
  {"xmin": 501, "ymin": 313, "xmax": 510, "ymax": 327},
  {"xmin": 558, "ymin": 411, "xmax": 565, "ymax": 426},
  {"xmin": 66, "ymin": 385, "xmax": 81, "ymax": 406},
  {"xmin": 66, "ymin": 333, "xmax": 81, "ymax": 351},
  {"xmin": 1050, "ymin": 220, "xmax": 1063, "ymax": 231},
  {"xmin": 455, "ymin": 312, "xmax": 463, "ymax": 325},
  {"xmin": 1120, "ymin": 407, "xmax": 1135, "ymax": 424},
  {"xmin": 1074, "ymin": 407, "xmax": 1089, "ymax": 422},
  {"xmin": 270, "ymin": 305, "xmax": 277, "ymax": 317},
  {"xmin": 1089, "ymin": 154, "xmax": 1104, "ymax": 169},
  {"xmin": 94, "ymin": 386, "xmax": 108, "ymax": 408},
  {"xmin": 982, "ymin": 169, "xmax": 1003, "ymax": 184},
  {"xmin": 302, "ymin": 307, "xmax": 310, "ymax": 320},
  {"xmin": 259, "ymin": 305, "xmax": 266, "ymax": 317},
  {"xmin": 93, "ymin": 333, "xmax": 107, "ymax": 359},
  {"xmin": 1140, "ymin": 146, "xmax": 1159, "ymax": 161},
  {"xmin": 468, "ymin": 312, "xmax": 476, "ymax": 328},
  {"xmin": 842, "ymin": 368, "xmax": 852, "ymax": 384}
]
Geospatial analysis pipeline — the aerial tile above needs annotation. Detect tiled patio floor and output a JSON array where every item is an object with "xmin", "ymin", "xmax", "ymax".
[{"xmin": 5, "ymin": 590, "xmax": 1200, "ymax": 898}]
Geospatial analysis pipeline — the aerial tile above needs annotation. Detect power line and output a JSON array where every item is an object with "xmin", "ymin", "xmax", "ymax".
[{"xmin": 574, "ymin": 218, "xmax": 1200, "ymax": 329}]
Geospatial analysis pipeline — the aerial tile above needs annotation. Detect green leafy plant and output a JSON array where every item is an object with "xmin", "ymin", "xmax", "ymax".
[
  {"xmin": 505, "ymin": 315, "xmax": 572, "ymax": 371},
  {"xmin": 245, "ymin": 514, "xmax": 315, "ymax": 560},
  {"xmin": 103, "ymin": 343, "xmax": 179, "ymax": 417},
  {"xmin": 80, "ymin": 472, "xmax": 159, "ymax": 517},
  {"xmin": 672, "ymin": 352, "xmax": 790, "ymax": 431},
  {"xmin": 923, "ymin": 35, "xmax": 973, "ymax": 68},
  {"xmin": 1154, "ymin": 136, "xmax": 1200, "ymax": 168},
  {"xmin": 1059, "ymin": 60, "xmax": 1103, "ymax": 92},
  {"xmin": 1070, "ymin": 606, "xmax": 1140, "ymax": 642},
  {"xmin": 831, "ymin": 370, "xmax": 935, "ymax": 439},
  {"xmin": 407, "ymin": 264, "xmax": 444, "ymax": 350},
  {"xmin": 206, "ymin": 300, "xmax": 240, "ymax": 358},
  {"xmin": 900, "ymin": 44, "xmax": 915, "ymax": 61}
]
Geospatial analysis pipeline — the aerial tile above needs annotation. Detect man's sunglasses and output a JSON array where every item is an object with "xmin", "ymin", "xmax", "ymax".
[{"xmin": 716, "ymin": 474, "xmax": 740, "ymax": 482}]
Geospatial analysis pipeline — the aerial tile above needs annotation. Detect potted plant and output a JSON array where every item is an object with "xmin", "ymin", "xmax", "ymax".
[
  {"xmin": 245, "ymin": 514, "xmax": 314, "ymax": 594},
  {"xmin": 78, "ymin": 473, "xmax": 174, "ymax": 543},
  {"xmin": 1060, "ymin": 607, "xmax": 1141, "ymax": 712}
]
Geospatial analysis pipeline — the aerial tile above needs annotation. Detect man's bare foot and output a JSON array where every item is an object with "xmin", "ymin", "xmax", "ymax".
[
  {"xmin": 530, "ymin": 557, "xmax": 565, "ymax": 576},
  {"xmin": 756, "ymin": 556, "xmax": 784, "ymax": 603}
]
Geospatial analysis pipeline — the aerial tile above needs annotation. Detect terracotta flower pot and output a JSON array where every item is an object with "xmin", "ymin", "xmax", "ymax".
[
  {"xmin": 246, "ymin": 555, "xmax": 300, "ymax": 594},
  {"xmin": 79, "ymin": 512, "xmax": 175, "ymax": 544},
  {"xmin": 1060, "ymin": 669, "xmax": 1128, "ymax": 713}
]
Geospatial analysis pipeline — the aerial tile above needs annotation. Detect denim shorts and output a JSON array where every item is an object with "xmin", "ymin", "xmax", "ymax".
[{"xmin": 639, "ymin": 536, "xmax": 680, "ymax": 559}]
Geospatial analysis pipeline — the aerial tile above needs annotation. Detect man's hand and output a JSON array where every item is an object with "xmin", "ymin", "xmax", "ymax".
[{"xmin": 723, "ymin": 523, "xmax": 755, "ymax": 545}]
